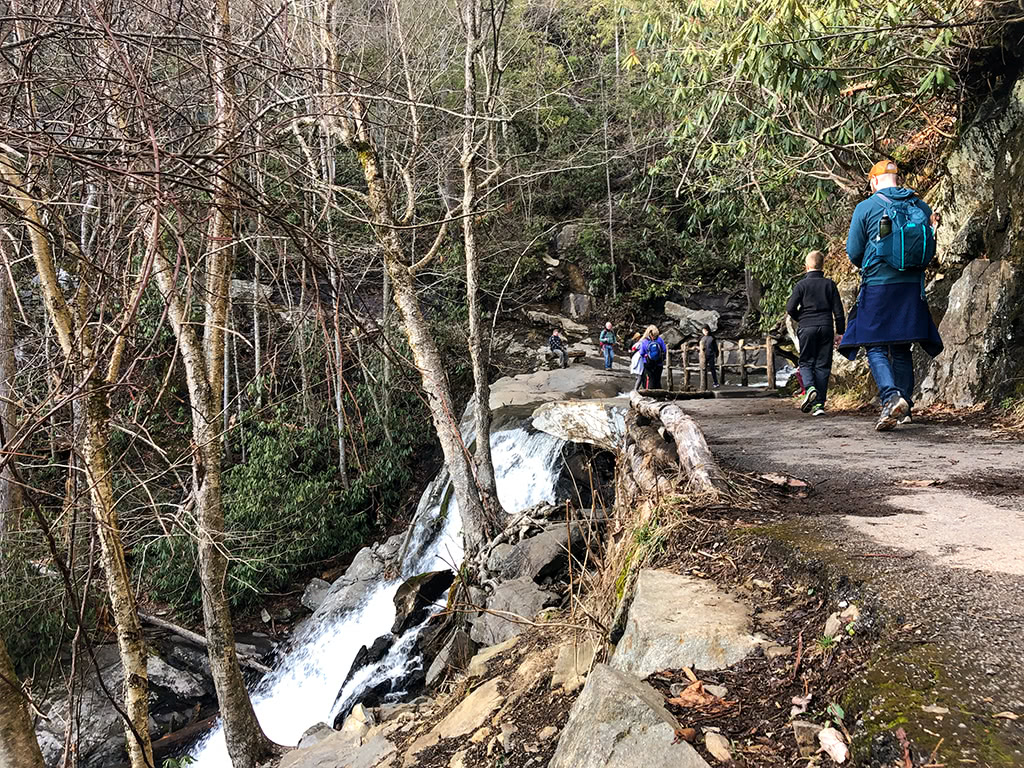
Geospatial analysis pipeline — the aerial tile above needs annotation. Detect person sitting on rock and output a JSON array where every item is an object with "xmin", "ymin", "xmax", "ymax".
[
  {"xmin": 599, "ymin": 321, "xmax": 616, "ymax": 370},
  {"xmin": 549, "ymin": 328, "xmax": 569, "ymax": 368},
  {"xmin": 639, "ymin": 325, "xmax": 668, "ymax": 389},
  {"xmin": 786, "ymin": 250, "xmax": 846, "ymax": 417},
  {"xmin": 700, "ymin": 325, "xmax": 720, "ymax": 389},
  {"xmin": 837, "ymin": 159, "xmax": 943, "ymax": 431}
]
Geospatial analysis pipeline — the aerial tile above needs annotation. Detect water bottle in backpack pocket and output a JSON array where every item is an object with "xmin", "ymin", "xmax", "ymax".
[{"xmin": 872, "ymin": 193, "xmax": 935, "ymax": 271}]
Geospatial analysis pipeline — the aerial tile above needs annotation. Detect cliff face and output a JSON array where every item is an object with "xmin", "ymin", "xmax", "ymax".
[{"xmin": 920, "ymin": 71, "xmax": 1024, "ymax": 406}]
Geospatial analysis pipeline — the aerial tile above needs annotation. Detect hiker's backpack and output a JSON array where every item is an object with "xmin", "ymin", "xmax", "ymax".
[
  {"xmin": 871, "ymin": 193, "xmax": 936, "ymax": 271},
  {"xmin": 645, "ymin": 339, "xmax": 663, "ymax": 365}
]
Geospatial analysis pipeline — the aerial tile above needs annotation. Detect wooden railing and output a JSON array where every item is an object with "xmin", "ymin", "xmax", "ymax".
[{"xmin": 665, "ymin": 336, "xmax": 776, "ymax": 392}]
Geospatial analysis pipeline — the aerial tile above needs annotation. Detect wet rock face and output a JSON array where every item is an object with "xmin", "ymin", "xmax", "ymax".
[
  {"xmin": 391, "ymin": 570, "xmax": 455, "ymax": 636},
  {"xmin": 311, "ymin": 532, "xmax": 405, "ymax": 623},
  {"xmin": 920, "ymin": 259, "xmax": 1024, "ymax": 406}
]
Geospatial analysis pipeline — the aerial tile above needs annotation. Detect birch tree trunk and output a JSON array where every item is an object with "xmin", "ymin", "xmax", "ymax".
[
  {"xmin": 0, "ymin": 153, "xmax": 155, "ymax": 768},
  {"xmin": 345, "ymin": 129, "xmax": 492, "ymax": 553},
  {"xmin": 149, "ymin": 214, "xmax": 275, "ymax": 767},
  {"xmin": 0, "ymin": 260, "xmax": 19, "ymax": 540},
  {"xmin": 153, "ymin": 0, "xmax": 277, "ymax": 762},
  {"xmin": 460, "ymin": 0, "xmax": 498, "ymax": 512},
  {"xmin": 0, "ymin": 632, "xmax": 44, "ymax": 768}
]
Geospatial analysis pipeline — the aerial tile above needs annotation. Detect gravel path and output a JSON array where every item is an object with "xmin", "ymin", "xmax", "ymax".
[{"xmin": 677, "ymin": 396, "xmax": 1024, "ymax": 764}]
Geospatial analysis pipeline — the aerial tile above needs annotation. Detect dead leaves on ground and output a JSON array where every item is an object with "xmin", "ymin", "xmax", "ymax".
[{"xmin": 666, "ymin": 679, "xmax": 738, "ymax": 717}]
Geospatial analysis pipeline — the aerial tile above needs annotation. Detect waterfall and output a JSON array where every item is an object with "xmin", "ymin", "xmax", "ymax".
[{"xmin": 186, "ymin": 425, "xmax": 565, "ymax": 767}]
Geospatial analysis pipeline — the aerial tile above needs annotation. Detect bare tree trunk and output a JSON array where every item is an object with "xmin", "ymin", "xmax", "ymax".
[
  {"xmin": 149, "ymin": 217, "xmax": 275, "ymax": 767},
  {"xmin": 82, "ymin": 379, "xmax": 154, "ymax": 768},
  {"xmin": 460, "ymin": 0, "xmax": 498, "ymax": 509},
  {"xmin": 0, "ymin": 260, "xmax": 20, "ymax": 540},
  {"xmin": 0, "ymin": 152, "xmax": 155, "ymax": 768},
  {"xmin": 161, "ymin": 2, "xmax": 278, "ymax": 762},
  {"xmin": 0, "ymin": 632, "xmax": 44, "ymax": 768}
]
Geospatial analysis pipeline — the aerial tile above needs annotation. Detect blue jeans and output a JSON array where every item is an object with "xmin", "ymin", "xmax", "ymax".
[
  {"xmin": 866, "ymin": 344, "xmax": 914, "ymax": 407},
  {"xmin": 602, "ymin": 345, "xmax": 614, "ymax": 369}
]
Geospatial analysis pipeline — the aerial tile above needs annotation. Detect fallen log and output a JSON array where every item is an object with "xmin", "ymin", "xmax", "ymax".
[
  {"xmin": 624, "ymin": 443, "xmax": 676, "ymax": 498},
  {"xmin": 629, "ymin": 393, "xmax": 725, "ymax": 496},
  {"xmin": 139, "ymin": 612, "xmax": 272, "ymax": 675}
]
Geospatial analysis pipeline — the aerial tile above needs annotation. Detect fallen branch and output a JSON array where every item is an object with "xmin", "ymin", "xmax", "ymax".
[
  {"xmin": 139, "ymin": 612, "xmax": 272, "ymax": 675},
  {"xmin": 790, "ymin": 630, "xmax": 803, "ymax": 683}
]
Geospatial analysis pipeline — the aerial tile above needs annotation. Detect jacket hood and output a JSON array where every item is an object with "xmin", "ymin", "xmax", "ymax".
[{"xmin": 874, "ymin": 186, "xmax": 917, "ymax": 201}]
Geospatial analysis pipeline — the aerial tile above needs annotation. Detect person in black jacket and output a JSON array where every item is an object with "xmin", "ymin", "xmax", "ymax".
[
  {"xmin": 786, "ymin": 250, "xmax": 846, "ymax": 416},
  {"xmin": 700, "ymin": 325, "xmax": 719, "ymax": 388}
]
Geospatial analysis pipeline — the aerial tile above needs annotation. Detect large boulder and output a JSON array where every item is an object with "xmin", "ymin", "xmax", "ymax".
[
  {"xmin": 664, "ymin": 302, "xmax": 719, "ymax": 337},
  {"xmin": 920, "ymin": 259, "xmax": 1024, "ymax": 406},
  {"xmin": 425, "ymin": 629, "xmax": 476, "ymax": 687},
  {"xmin": 280, "ymin": 731, "xmax": 396, "ymax": 768},
  {"xmin": 611, "ymin": 569, "xmax": 760, "ymax": 679},
  {"xmin": 485, "ymin": 524, "xmax": 586, "ymax": 583},
  {"xmin": 561, "ymin": 292, "xmax": 594, "ymax": 321},
  {"xmin": 301, "ymin": 578, "xmax": 332, "ymax": 611},
  {"xmin": 36, "ymin": 644, "xmax": 216, "ymax": 768},
  {"xmin": 525, "ymin": 309, "xmax": 589, "ymax": 336},
  {"xmin": 532, "ymin": 400, "xmax": 627, "ymax": 452},
  {"xmin": 548, "ymin": 664, "xmax": 711, "ymax": 768},
  {"xmin": 661, "ymin": 325, "xmax": 685, "ymax": 348},
  {"xmin": 469, "ymin": 579, "xmax": 559, "ymax": 646}
]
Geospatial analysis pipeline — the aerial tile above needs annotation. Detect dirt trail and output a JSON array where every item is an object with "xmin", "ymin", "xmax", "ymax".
[{"xmin": 677, "ymin": 396, "xmax": 1024, "ymax": 765}]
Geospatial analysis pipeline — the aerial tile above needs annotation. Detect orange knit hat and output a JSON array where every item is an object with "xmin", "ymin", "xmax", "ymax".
[{"xmin": 868, "ymin": 159, "xmax": 899, "ymax": 178}]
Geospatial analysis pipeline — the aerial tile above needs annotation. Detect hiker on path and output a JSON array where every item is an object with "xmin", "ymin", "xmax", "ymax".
[
  {"xmin": 838, "ymin": 159, "xmax": 943, "ymax": 431},
  {"xmin": 639, "ymin": 325, "xmax": 668, "ymax": 390},
  {"xmin": 629, "ymin": 332, "xmax": 644, "ymax": 390},
  {"xmin": 786, "ymin": 250, "xmax": 846, "ymax": 417},
  {"xmin": 549, "ymin": 328, "xmax": 569, "ymax": 368},
  {"xmin": 700, "ymin": 325, "xmax": 720, "ymax": 389},
  {"xmin": 599, "ymin": 322, "xmax": 616, "ymax": 370}
]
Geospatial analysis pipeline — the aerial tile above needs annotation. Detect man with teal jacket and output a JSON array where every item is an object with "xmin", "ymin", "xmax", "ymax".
[
  {"xmin": 599, "ymin": 322, "xmax": 616, "ymax": 370},
  {"xmin": 837, "ymin": 160, "xmax": 943, "ymax": 431}
]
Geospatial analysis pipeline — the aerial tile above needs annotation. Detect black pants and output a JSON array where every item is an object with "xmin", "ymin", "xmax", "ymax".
[
  {"xmin": 705, "ymin": 363, "xmax": 719, "ymax": 386},
  {"xmin": 643, "ymin": 364, "xmax": 663, "ymax": 390},
  {"xmin": 797, "ymin": 325, "xmax": 834, "ymax": 406}
]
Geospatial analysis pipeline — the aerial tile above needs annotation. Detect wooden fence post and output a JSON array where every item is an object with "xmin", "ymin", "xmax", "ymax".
[
  {"xmin": 719, "ymin": 345, "xmax": 726, "ymax": 386},
  {"xmin": 766, "ymin": 336, "xmax": 776, "ymax": 391},
  {"xmin": 739, "ymin": 338, "xmax": 748, "ymax": 387},
  {"xmin": 698, "ymin": 342, "xmax": 707, "ymax": 392},
  {"xmin": 682, "ymin": 342, "xmax": 691, "ymax": 390},
  {"xmin": 666, "ymin": 348, "xmax": 674, "ymax": 391}
]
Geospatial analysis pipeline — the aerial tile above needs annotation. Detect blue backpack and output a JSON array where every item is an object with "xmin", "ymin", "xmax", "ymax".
[
  {"xmin": 645, "ymin": 339, "xmax": 663, "ymax": 365},
  {"xmin": 871, "ymin": 193, "xmax": 936, "ymax": 271}
]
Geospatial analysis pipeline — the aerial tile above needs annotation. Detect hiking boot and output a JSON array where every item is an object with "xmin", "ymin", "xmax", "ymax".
[
  {"xmin": 876, "ymin": 395, "xmax": 910, "ymax": 432},
  {"xmin": 801, "ymin": 387, "xmax": 818, "ymax": 413},
  {"xmin": 899, "ymin": 411, "xmax": 913, "ymax": 425},
  {"xmin": 812, "ymin": 403, "xmax": 825, "ymax": 417}
]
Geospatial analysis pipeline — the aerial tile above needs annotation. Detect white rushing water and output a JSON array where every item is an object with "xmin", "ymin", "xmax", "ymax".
[{"xmin": 187, "ymin": 426, "xmax": 565, "ymax": 767}]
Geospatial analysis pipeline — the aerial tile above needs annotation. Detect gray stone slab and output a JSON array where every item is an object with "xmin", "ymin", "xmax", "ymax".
[
  {"xmin": 611, "ymin": 569, "xmax": 759, "ymax": 679},
  {"xmin": 548, "ymin": 664, "xmax": 711, "ymax": 768}
]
